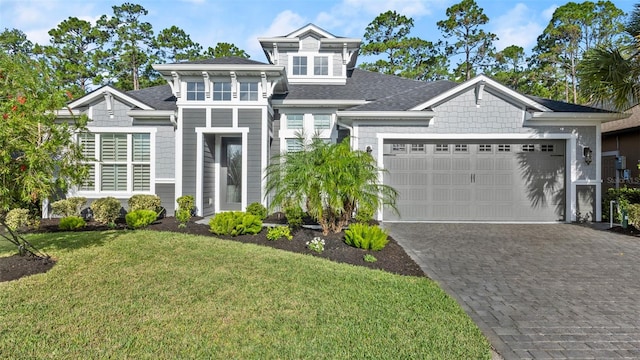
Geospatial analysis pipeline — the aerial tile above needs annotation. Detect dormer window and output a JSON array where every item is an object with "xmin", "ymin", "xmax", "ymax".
[
  {"xmin": 239, "ymin": 82, "xmax": 258, "ymax": 101},
  {"xmin": 186, "ymin": 81, "xmax": 206, "ymax": 101},
  {"xmin": 292, "ymin": 56, "xmax": 307, "ymax": 75},
  {"xmin": 213, "ymin": 81, "xmax": 232, "ymax": 101},
  {"xmin": 314, "ymin": 56, "xmax": 328, "ymax": 76}
]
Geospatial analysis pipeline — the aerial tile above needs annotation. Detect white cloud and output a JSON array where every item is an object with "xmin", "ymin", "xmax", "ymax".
[
  {"xmin": 492, "ymin": 3, "xmax": 544, "ymax": 51},
  {"xmin": 245, "ymin": 10, "xmax": 307, "ymax": 57},
  {"xmin": 341, "ymin": 0, "xmax": 443, "ymax": 17},
  {"xmin": 542, "ymin": 4, "xmax": 559, "ymax": 21}
]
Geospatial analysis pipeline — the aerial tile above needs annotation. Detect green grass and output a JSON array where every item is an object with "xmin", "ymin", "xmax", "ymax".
[{"xmin": 0, "ymin": 231, "xmax": 491, "ymax": 359}]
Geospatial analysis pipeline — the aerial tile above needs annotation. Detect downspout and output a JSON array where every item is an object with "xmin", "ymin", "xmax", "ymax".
[{"xmin": 336, "ymin": 120, "xmax": 353, "ymax": 148}]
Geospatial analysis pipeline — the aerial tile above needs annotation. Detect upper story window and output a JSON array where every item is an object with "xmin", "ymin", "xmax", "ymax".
[
  {"xmin": 239, "ymin": 82, "xmax": 258, "ymax": 101},
  {"xmin": 186, "ymin": 81, "xmax": 206, "ymax": 101},
  {"xmin": 314, "ymin": 114, "xmax": 331, "ymax": 129},
  {"xmin": 286, "ymin": 138, "xmax": 303, "ymax": 152},
  {"xmin": 314, "ymin": 56, "xmax": 328, "ymax": 76},
  {"xmin": 292, "ymin": 56, "xmax": 307, "ymax": 75},
  {"xmin": 287, "ymin": 114, "xmax": 304, "ymax": 129},
  {"xmin": 213, "ymin": 82, "xmax": 231, "ymax": 101}
]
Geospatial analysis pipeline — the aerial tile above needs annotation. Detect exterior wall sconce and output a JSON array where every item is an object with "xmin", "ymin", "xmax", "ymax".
[
  {"xmin": 583, "ymin": 147, "xmax": 593, "ymax": 165},
  {"xmin": 366, "ymin": 145, "xmax": 373, "ymax": 154}
]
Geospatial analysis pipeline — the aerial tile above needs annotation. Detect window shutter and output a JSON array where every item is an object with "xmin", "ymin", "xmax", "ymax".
[
  {"xmin": 133, "ymin": 134, "xmax": 150, "ymax": 162},
  {"xmin": 133, "ymin": 164, "xmax": 150, "ymax": 191},
  {"xmin": 101, "ymin": 134, "xmax": 127, "ymax": 162}
]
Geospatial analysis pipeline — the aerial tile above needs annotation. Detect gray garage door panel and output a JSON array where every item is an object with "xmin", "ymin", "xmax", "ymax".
[{"xmin": 383, "ymin": 140, "xmax": 565, "ymax": 222}]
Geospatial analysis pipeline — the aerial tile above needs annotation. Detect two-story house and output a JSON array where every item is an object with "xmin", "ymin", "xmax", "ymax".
[{"xmin": 59, "ymin": 24, "xmax": 622, "ymax": 222}]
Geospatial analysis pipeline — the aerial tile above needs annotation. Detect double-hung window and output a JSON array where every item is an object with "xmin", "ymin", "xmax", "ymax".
[
  {"xmin": 239, "ymin": 82, "xmax": 258, "ymax": 101},
  {"xmin": 287, "ymin": 114, "xmax": 304, "ymax": 129},
  {"xmin": 213, "ymin": 82, "xmax": 231, "ymax": 101},
  {"xmin": 314, "ymin": 114, "xmax": 331, "ymax": 129},
  {"xmin": 101, "ymin": 134, "xmax": 128, "ymax": 191},
  {"xmin": 132, "ymin": 134, "xmax": 150, "ymax": 191},
  {"xmin": 186, "ymin": 81, "xmax": 206, "ymax": 100},
  {"xmin": 314, "ymin": 56, "xmax": 329, "ymax": 75},
  {"xmin": 292, "ymin": 56, "xmax": 307, "ymax": 75}
]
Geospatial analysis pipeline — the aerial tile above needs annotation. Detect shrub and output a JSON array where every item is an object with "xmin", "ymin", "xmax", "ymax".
[
  {"xmin": 344, "ymin": 223, "xmax": 389, "ymax": 251},
  {"xmin": 51, "ymin": 197, "xmax": 87, "ymax": 217},
  {"xmin": 176, "ymin": 195, "xmax": 195, "ymax": 227},
  {"xmin": 266, "ymin": 226, "xmax": 293, "ymax": 241},
  {"xmin": 176, "ymin": 195, "xmax": 195, "ymax": 214},
  {"xmin": 246, "ymin": 202, "xmax": 267, "ymax": 220},
  {"xmin": 125, "ymin": 209, "xmax": 158, "ymax": 229},
  {"xmin": 284, "ymin": 203, "xmax": 304, "ymax": 229},
  {"xmin": 363, "ymin": 254, "xmax": 377, "ymax": 263},
  {"xmin": 306, "ymin": 237, "xmax": 325, "ymax": 253},
  {"xmin": 627, "ymin": 203, "xmax": 640, "ymax": 227},
  {"xmin": 354, "ymin": 205, "xmax": 375, "ymax": 223},
  {"xmin": 91, "ymin": 197, "xmax": 122, "ymax": 225},
  {"xmin": 175, "ymin": 209, "xmax": 191, "ymax": 228},
  {"xmin": 58, "ymin": 216, "xmax": 86, "ymax": 230},
  {"xmin": 209, "ymin": 211, "xmax": 262, "ymax": 236},
  {"xmin": 128, "ymin": 194, "xmax": 161, "ymax": 213},
  {"xmin": 603, "ymin": 187, "xmax": 640, "ymax": 221},
  {"xmin": 4, "ymin": 208, "xmax": 37, "ymax": 231}
]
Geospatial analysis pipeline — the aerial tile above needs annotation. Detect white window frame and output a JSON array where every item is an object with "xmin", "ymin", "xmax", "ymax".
[
  {"xmin": 186, "ymin": 81, "xmax": 206, "ymax": 101},
  {"xmin": 292, "ymin": 56, "xmax": 307, "ymax": 76},
  {"xmin": 313, "ymin": 114, "xmax": 331, "ymax": 129},
  {"xmin": 314, "ymin": 56, "xmax": 329, "ymax": 76},
  {"xmin": 213, "ymin": 81, "xmax": 232, "ymax": 101},
  {"xmin": 239, "ymin": 82, "xmax": 258, "ymax": 101},
  {"xmin": 75, "ymin": 127, "xmax": 156, "ymax": 197},
  {"xmin": 286, "ymin": 114, "xmax": 304, "ymax": 129},
  {"xmin": 286, "ymin": 138, "xmax": 303, "ymax": 152}
]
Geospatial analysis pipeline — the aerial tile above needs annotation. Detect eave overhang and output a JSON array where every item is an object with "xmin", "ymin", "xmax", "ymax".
[
  {"xmin": 272, "ymin": 99, "xmax": 367, "ymax": 108},
  {"xmin": 528, "ymin": 112, "xmax": 628, "ymax": 122},
  {"xmin": 153, "ymin": 64, "xmax": 285, "ymax": 77},
  {"xmin": 127, "ymin": 110, "xmax": 176, "ymax": 118},
  {"xmin": 336, "ymin": 111, "xmax": 435, "ymax": 124}
]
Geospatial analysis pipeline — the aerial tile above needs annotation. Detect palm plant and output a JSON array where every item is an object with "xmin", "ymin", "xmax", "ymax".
[
  {"xmin": 264, "ymin": 136, "xmax": 397, "ymax": 235},
  {"xmin": 579, "ymin": 4, "xmax": 640, "ymax": 110}
]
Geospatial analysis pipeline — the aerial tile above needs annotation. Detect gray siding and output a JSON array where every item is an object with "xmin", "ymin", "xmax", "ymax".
[
  {"xmin": 202, "ymin": 135, "xmax": 216, "ymax": 215},
  {"xmin": 300, "ymin": 35, "xmax": 318, "ymax": 51},
  {"xmin": 156, "ymin": 126, "xmax": 175, "ymax": 179},
  {"xmin": 271, "ymin": 118, "xmax": 280, "ymax": 159},
  {"xmin": 238, "ymin": 109, "xmax": 263, "ymax": 205},
  {"xmin": 182, "ymin": 109, "xmax": 206, "ymax": 199},
  {"xmin": 211, "ymin": 108, "xmax": 233, "ymax": 127},
  {"xmin": 332, "ymin": 54, "xmax": 342, "ymax": 77},
  {"xmin": 156, "ymin": 183, "xmax": 176, "ymax": 216},
  {"xmin": 87, "ymin": 99, "xmax": 132, "ymax": 127}
]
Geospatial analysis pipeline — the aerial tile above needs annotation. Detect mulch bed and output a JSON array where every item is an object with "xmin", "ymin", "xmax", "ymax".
[
  {"xmin": 1, "ymin": 215, "xmax": 425, "ymax": 283},
  {"xmin": 608, "ymin": 224, "xmax": 640, "ymax": 237}
]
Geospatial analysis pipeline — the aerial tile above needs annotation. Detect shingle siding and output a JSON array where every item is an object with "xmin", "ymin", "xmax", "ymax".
[
  {"xmin": 202, "ymin": 135, "xmax": 216, "ymax": 215},
  {"xmin": 182, "ymin": 109, "xmax": 206, "ymax": 198},
  {"xmin": 156, "ymin": 126, "xmax": 175, "ymax": 179},
  {"xmin": 88, "ymin": 100, "xmax": 131, "ymax": 127},
  {"xmin": 238, "ymin": 109, "xmax": 263, "ymax": 205},
  {"xmin": 212, "ymin": 108, "xmax": 233, "ymax": 127}
]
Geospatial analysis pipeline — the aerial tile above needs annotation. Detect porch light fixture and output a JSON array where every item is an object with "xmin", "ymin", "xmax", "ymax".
[
  {"xmin": 583, "ymin": 147, "xmax": 593, "ymax": 165},
  {"xmin": 366, "ymin": 145, "xmax": 373, "ymax": 154}
]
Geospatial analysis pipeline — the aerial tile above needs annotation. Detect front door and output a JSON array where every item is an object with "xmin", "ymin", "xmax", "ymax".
[{"xmin": 220, "ymin": 137, "xmax": 242, "ymax": 211}]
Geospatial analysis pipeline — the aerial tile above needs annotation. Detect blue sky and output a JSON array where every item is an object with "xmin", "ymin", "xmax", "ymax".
[{"xmin": 0, "ymin": 0, "xmax": 637, "ymax": 62}]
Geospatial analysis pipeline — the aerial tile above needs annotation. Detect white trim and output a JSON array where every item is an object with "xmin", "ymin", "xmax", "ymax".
[
  {"xmin": 155, "ymin": 178, "xmax": 176, "ymax": 184},
  {"xmin": 68, "ymin": 85, "xmax": 154, "ymax": 111},
  {"xmin": 411, "ymin": 75, "xmax": 551, "ymax": 112},
  {"xmin": 375, "ymin": 132, "xmax": 577, "ymax": 223},
  {"xmin": 195, "ymin": 127, "xmax": 250, "ymax": 216},
  {"xmin": 261, "ymin": 107, "xmax": 269, "ymax": 207},
  {"xmin": 595, "ymin": 122, "xmax": 602, "ymax": 221},
  {"xmin": 127, "ymin": 110, "xmax": 176, "ymax": 118},
  {"xmin": 273, "ymin": 99, "xmax": 367, "ymax": 107},
  {"xmin": 175, "ymin": 108, "xmax": 183, "ymax": 201},
  {"xmin": 337, "ymin": 111, "xmax": 435, "ymax": 120},
  {"xmin": 528, "ymin": 112, "xmax": 627, "ymax": 121}
]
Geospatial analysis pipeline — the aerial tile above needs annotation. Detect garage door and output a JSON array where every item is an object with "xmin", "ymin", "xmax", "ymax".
[{"xmin": 383, "ymin": 140, "xmax": 565, "ymax": 222}]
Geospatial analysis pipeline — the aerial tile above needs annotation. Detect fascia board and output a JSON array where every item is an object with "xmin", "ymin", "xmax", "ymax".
[
  {"xmin": 67, "ymin": 85, "xmax": 154, "ymax": 110},
  {"xmin": 272, "ymin": 99, "xmax": 367, "ymax": 107},
  {"xmin": 528, "ymin": 112, "xmax": 628, "ymax": 122},
  {"xmin": 153, "ymin": 64, "xmax": 285, "ymax": 75},
  {"xmin": 336, "ymin": 111, "xmax": 435, "ymax": 119},
  {"xmin": 411, "ymin": 75, "xmax": 551, "ymax": 112},
  {"xmin": 127, "ymin": 110, "xmax": 176, "ymax": 118}
]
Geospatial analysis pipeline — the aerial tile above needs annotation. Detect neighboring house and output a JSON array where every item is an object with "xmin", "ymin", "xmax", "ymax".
[
  {"xmin": 602, "ymin": 104, "xmax": 640, "ymax": 191},
  {"xmin": 57, "ymin": 24, "xmax": 623, "ymax": 223}
]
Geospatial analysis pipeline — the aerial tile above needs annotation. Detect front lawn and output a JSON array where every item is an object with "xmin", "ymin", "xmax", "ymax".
[{"xmin": 0, "ymin": 231, "xmax": 491, "ymax": 359}]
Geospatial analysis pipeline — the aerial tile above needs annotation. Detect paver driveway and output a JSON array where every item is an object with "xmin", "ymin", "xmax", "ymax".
[{"xmin": 384, "ymin": 223, "xmax": 640, "ymax": 360}]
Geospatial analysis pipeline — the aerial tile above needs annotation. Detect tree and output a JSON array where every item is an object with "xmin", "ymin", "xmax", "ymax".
[
  {"xmin": 154, "ymin": 25, "xmax": 203, "ymax": 63},
  {"xmin": 0, "ymin": 52, "xmax": 88, "ymax": 257},
  {"xmin": 265, "ymin": 136, "xmax": 397, "ymax": 235},
  {"xmin": 97, "ymin": 3, "xmax": 155, "ymax": 90},
  {"xmin": 490, "ymin": 45, "xmax": 526, "ymax": 89},
  {"xmin": 0, "ymin": 28, "xmax": 33, "ymax": 55},
  {"xmin": 533, "ymin": 1, "xmax": 627, "ymax": 103},
  {"xmin": 437, "ymin": 0, "xmax": 497, "ymax": 81},
  {"xmin": 579, "ymin": 3, "xmax": 640, "ymax": 110},
  {"xmin": 203, "ymin": 42, "xmax": 250, "ymax": 59},
  {"xmin": 35, "ymin": 17, "xmax": 110, "ymax": 97},
  {"xmin": 359, "ymin": 10, "xmax": 446, "ymax": 79}
]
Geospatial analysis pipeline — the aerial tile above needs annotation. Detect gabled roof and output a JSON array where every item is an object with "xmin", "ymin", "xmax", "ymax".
[
  {"xmin": 526, "ymin": 95, "xmax": 615, "ymax": 113},
  {"xmin": 68, "ymin": 85, "xmax": 154, "ymax": 111}
]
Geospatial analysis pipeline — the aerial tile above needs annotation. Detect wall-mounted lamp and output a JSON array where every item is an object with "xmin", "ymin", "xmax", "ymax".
[
  {"xmin": 583, "ymin": 147, "xmax": 593, "ymax": 165},
  {"xmin": 366, "ymin": 146, "xmax": 373, "ymax": 154}
]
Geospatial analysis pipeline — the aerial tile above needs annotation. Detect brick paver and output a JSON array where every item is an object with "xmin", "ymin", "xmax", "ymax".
[{"xmin": 385, "ymin": 223, "xmax": 640, "ymax": 360}]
